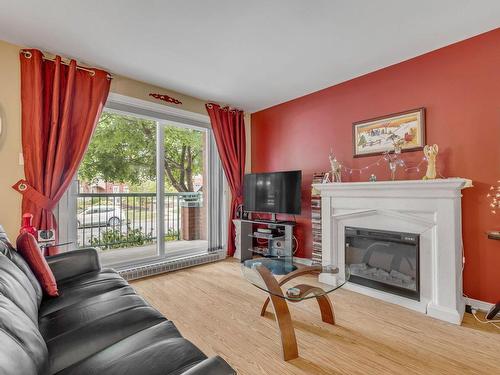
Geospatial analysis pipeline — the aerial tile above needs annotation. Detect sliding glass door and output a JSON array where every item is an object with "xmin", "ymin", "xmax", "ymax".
[
  {"xmin": 77, "ymin": 112, "xmax": 159, "ymax": 265},
  {"xmin": 74, "ymin": 107, "xmax": 223, "ymax": 267},
  {"xmin": 157, "ymin": 123, "xmax": 209, "ymax": 257}
]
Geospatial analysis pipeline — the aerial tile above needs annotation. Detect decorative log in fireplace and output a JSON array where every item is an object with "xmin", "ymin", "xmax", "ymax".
[{"xmin": 345, "ymin": 227, "xmax": 419, "ymax": 300}]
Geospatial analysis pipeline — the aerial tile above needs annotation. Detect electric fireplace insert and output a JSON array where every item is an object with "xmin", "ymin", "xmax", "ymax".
[{"xmin": 345, "ymin": 226, "xmax": 420, "ymax": 300}]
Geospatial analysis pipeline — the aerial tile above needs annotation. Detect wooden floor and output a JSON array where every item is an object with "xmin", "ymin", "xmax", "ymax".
[{"xmin": 131, "ymin": 259, "xmax": 500, "ymax": 375}]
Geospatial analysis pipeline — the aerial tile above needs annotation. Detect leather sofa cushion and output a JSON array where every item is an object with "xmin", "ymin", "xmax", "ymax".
[
  {"xmin": 39, "ymin": 284, "xmax": 137, "ymax": 322},
  {"xmin": 47, "ymin": 248, "xmax": 102, "ymax": 283},
  {"xmin": 46, "ymin": 304, "xmax": 167, "ymax": 374},
  {"xmin": 39, "ymin": 294, "xmax": 151, "ymax": 340},
  {"xmin": 0, "ymin": 233, "xmax": 43, "ymax": 307},
  {"xmin": 0, "ymin": 253, "xmax": 40, "ymax": 324},
  {"xmin": 0, "ymin": 295, "xmax": 48, "ymax": 375},
  {"xmin": 16, "ymin": 232, "xmax": 59, "ymax": 297},
  {"xmin": 39, "ymin": 269, "xmax": 129, "ymax": 317},
  {"xmin": 56, "ymin": 268, "xmax": 125, "ymax": 289},
  {"xmin": 56, "ymin": 320, "xmax": 207, "ymax": 375}
]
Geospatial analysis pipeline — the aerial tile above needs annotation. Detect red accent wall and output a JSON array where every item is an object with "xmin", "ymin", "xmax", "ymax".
[{"xmin": 251, "ymin": 28, "xmax": 500, "ymax": 303}]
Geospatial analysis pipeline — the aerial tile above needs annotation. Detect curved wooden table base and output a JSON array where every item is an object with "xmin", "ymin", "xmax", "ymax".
[
  {"xmin": 260, "ymin": 264, "xmax": 322, "ymax": 317},
  {"xmin": 255, "ymin": 264, "xmax": 336, "ymax": 361},
  {"xmin": 291, "ymin": 284, "xmax": 335, "ymax": 325},
  {"xmin": 256, "ymin": 265, "xmax": 298, "ymax": 361}
]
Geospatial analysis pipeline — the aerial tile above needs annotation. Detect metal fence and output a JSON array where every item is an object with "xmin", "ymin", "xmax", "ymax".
[{"xmin": 76, "ymin": 192, "xmax": 201, "ymax": 249}]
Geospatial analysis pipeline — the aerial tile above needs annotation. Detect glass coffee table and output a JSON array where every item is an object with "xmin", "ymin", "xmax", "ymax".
[{"xmin": 241, "ymin": 257, "xmax": 350, "ymax": 361}]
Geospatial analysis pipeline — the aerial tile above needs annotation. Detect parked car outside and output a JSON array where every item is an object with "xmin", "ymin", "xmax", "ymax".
[{"xmin": 77, "ymin": 205, "xmax": 125, "ymax": 228}]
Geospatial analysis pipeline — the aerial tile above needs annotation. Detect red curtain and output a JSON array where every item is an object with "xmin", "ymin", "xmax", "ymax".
[
  {"xmin": 12, "ymin": 49, "xmax": 110, "ymax": 255},
  {"xmin": 206, "ymin": 103, "xmax": 246, "ymax": 257}
]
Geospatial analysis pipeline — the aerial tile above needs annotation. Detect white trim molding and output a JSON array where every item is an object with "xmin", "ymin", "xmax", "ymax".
[
  {"xmin": 465, "ymin": 297, "xmax": 495, "ymax": 312},
  {"xmin": 106, "ymin": 92, "xmax": 210, "ymax": 129},
  {"xmin": 314, "ymin": 178, "xmax": 472, "ymax": 325}
]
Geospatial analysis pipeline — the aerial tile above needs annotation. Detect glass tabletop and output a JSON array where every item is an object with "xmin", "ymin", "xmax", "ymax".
[{"xmin": 241, "ymin": 257, "xmax": 350, "ymax": 301}]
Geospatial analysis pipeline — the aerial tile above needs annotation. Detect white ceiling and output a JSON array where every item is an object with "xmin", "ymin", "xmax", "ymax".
[{"xmin": 0, "ymin": 1, "xmax": 499, "ymax": 112}]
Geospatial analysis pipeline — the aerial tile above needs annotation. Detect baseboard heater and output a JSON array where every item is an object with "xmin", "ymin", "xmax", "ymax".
[{"xmin": 118, "ymin": 249, "xmax": 226, "ymax": 281}]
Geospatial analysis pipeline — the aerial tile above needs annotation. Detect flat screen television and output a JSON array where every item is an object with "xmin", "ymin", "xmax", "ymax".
[{"xmin": 243, "ymin": 170, "xmax": 301, "ymax": 215}]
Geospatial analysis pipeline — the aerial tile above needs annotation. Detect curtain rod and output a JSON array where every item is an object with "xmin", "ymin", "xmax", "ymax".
[
  {"xmin": 206, "ymin": 102, "xmax": 243, "ymax": 112},
  {"xmin": 21, "ymin": 50, "xmax": 113, "ymax": 80}
]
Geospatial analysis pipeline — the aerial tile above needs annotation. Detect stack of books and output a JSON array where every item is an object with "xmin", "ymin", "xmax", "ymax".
[{"xmin": 311, "ymin": 172, "xmax": 327, "ymax": 264}]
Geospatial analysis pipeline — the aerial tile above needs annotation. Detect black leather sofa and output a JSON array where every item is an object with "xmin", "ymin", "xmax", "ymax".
[{"xmin": 0, "ymin": 227, "xmax": 235, "ymax": 375}]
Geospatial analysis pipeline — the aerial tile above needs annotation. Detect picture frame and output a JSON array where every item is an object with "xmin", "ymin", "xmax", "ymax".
[{"xmin": 352, "ymin": 108, "xmax": 426, "ymax": 158}]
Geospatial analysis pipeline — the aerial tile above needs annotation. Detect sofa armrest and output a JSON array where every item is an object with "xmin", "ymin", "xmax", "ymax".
[
  {"xmin": 46, "ymin": 248, "xmax": 101, "ymax": 282},
  {"xmin": 180, "ymin": 356, "xmax": 236, "ymax": 375}
]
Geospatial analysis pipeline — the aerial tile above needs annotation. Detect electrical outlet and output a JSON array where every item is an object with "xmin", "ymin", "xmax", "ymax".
[{"xmin": 466, "ymin": 303, "xmax": 481, "ymax": 314}]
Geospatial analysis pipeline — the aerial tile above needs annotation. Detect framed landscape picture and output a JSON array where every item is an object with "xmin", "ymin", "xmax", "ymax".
[{"xmin": 353, "ymin": 108, "xmax": 426, "ymax": 157}]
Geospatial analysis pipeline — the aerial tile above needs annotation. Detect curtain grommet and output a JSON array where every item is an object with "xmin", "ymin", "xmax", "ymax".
[
  {"xmin": 22, "ymin": 51, "xmax": 32, "ymax": 59},
  {"xmin": 18, "ymin": 183, "xmax": 28, "ymax": 191}
]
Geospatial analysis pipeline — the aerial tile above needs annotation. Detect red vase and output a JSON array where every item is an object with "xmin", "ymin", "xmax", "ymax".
[{"xmin": 20, "ymin": 213, "xmax": 37, "ymax": 237}]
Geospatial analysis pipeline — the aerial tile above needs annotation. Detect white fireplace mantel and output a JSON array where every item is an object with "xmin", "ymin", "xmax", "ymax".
[{"xmin": 313, "ymin": 178, "xmax": 472, "ymax": 324}]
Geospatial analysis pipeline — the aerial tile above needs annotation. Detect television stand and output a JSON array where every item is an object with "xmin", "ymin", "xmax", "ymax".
[
  {"xmin": 253, "ymin": 218, "xmax": 292, "ymax": 225},
  {"xmin": 236, "ymin": 218, "xmax": 296, "ymax": 261}
]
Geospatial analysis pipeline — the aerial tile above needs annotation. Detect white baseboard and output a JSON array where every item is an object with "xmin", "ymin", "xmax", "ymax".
[
  {"xmin": 293, "ymin": 256, "xmax": 313, "ymax": 266},
  {"xmin": 465, "ymin": 297, "xmax": 494, "ymax": 312}
]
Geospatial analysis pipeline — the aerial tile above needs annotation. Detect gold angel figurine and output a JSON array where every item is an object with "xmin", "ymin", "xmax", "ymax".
[
  {"xmin": 329, "ymin": 149, "xmax": 342, "ymax": 182},
  {"xmin": 423, "ymin": 144, "xmax": 439, "ymax": 180}
]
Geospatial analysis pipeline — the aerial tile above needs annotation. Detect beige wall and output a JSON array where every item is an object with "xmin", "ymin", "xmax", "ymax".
[
  {"xmin": 0, "ymin": 40, "xmax": 23, "ymax": 240},
  {"xmin": 110, "ymin": 74, "xmax": 207, "ymax": 115},
  {"xmin": 0, "ymin": 38, "xmax": 251, "ymax": 240}
]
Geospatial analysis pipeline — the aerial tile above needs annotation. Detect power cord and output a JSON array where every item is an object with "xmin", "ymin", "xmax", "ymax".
[
  {"xmin": 470, "ymin": 308, "xmax": 500, "ymax": 330},
  {"xmin": 461, "ymin": 240, "xmax": 500, "ymax": 330}
]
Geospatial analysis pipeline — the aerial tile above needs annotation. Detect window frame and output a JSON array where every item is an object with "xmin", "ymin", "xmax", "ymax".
[{"xmin": 56, "ymin": 93, "xmax": 226, "ymax": 268}]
